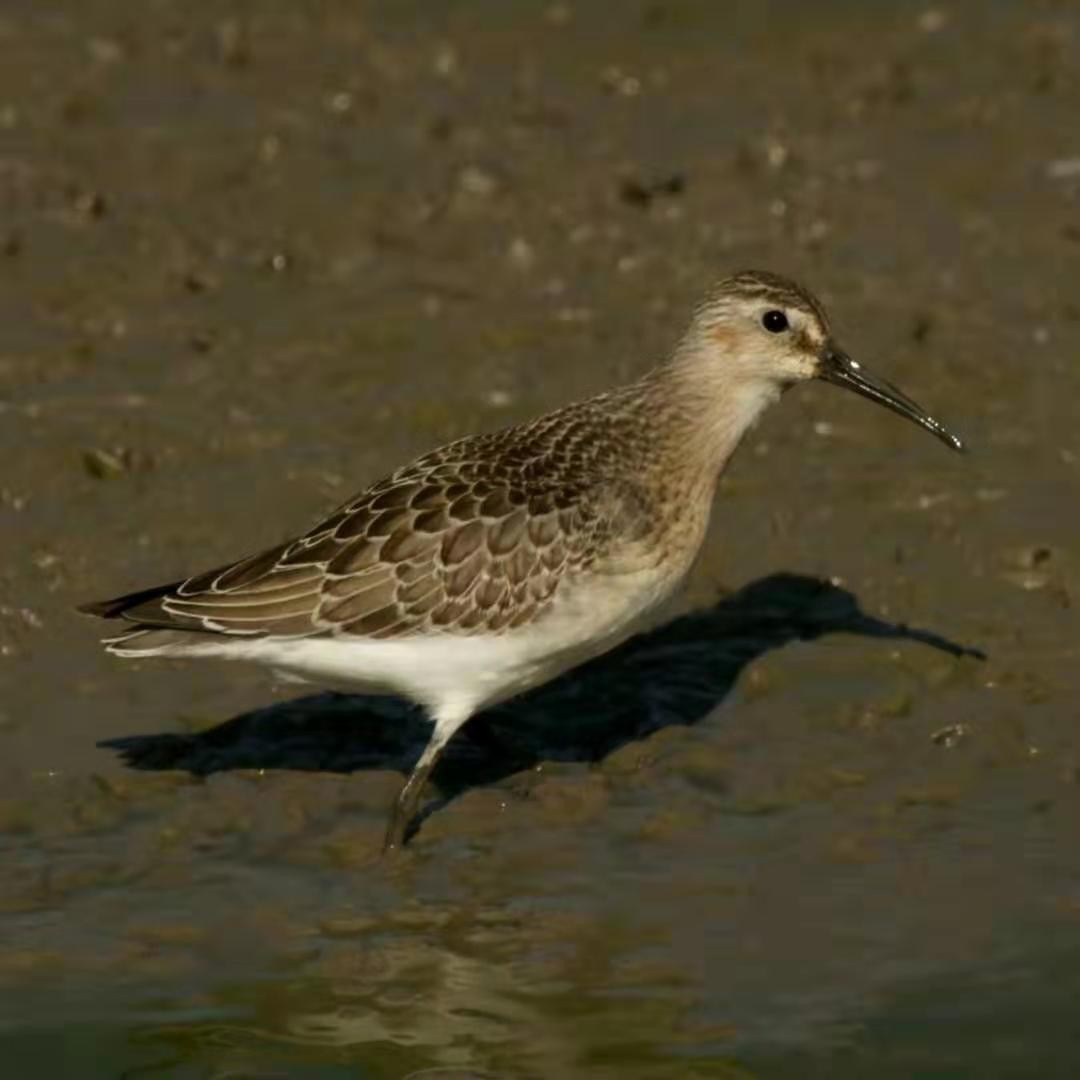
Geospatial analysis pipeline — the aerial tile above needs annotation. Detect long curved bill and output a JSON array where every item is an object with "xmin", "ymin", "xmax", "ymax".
[{"xmin": 817, "ymin": 346, "xmax": 964, "ymax": 452}]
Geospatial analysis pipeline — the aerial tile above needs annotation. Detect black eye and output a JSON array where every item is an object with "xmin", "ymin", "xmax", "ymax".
[{"xmin": 762, "ymin": 310, "xmax": 789, "ymax": 333}]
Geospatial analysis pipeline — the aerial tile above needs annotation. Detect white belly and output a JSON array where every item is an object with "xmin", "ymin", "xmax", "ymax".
[{"xmin": 212, "ymin": 559, "xmax": 689, "ymax": 717}]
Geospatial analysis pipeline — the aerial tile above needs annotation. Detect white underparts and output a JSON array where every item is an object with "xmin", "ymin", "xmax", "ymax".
[{"xmin": 108, "ymin": 555, "xmax": 692, "ymax": 723}]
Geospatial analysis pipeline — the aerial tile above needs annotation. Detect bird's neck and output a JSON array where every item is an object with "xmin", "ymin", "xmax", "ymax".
[{"xmin": 632, "ymin": 351, "xmax": 780, "ymax": 487}]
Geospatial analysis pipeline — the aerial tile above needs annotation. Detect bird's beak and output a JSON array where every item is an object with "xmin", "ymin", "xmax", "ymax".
[{"xmin": 817, "ymin": 344, "xmax": 964, "ymax": 452}]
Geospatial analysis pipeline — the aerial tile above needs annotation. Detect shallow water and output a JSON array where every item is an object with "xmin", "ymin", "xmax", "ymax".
[{"xmin": 3, "ymin": 0, "xmax": 1080, "ymax": 1075}]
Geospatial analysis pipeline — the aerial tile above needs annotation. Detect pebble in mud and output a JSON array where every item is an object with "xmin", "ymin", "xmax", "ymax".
[
  {"xmin": 81, "ymin": 446, "xmax": 141, "ymax": 479},
  {"xmin": 1000, "ymin": 544, "xmax": 1057, "ymax": 591},
  {"xmin": 456, "ymin": 164, "xmax": 501, "ymax": 200},
  {"xmin": 932, "ymin": 723, "xmax": 969, "ymax": 748}
]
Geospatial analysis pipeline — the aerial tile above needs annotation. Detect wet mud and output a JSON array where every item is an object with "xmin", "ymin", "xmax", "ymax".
[{"xmin": 2, "ymin": 0, "xmax": 1080, "ymax": 1076}]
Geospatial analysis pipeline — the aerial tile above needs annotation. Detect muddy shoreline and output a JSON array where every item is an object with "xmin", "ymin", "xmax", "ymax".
[{"xmin": 3, "ymin": 1, "xmax": 1080, "ymax": 1076}]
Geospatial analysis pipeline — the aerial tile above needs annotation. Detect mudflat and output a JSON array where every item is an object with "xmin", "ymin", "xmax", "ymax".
[{"xmin": 2, "ymin": 2, "xmax": 1079, "ymax": 1076}]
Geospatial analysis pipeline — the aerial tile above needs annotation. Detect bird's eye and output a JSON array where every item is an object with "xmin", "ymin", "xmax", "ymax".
[{"xmin": 762, "ymin": 310, "xmax": 789, "ymax": 333}]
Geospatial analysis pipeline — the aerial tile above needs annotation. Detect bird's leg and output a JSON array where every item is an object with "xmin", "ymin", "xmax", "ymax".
[
  {"xmin": 383, "ymin": 704, "xmax": 472, "ymax": 852},
  {"xmin": 383, "ymin": 753, "xmax": 440, "ymax": 852}
]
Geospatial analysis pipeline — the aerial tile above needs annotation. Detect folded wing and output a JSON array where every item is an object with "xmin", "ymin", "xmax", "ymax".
[{"xmin": 81, "ymin": 459, "xmax": 602, "ymax": 641}]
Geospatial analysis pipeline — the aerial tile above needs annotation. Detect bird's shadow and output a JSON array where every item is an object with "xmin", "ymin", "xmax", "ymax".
[{"xmin": 100, "ymin": 573, "xmax": 985, "ymax": 822}]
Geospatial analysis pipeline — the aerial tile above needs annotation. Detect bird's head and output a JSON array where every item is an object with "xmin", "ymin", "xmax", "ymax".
[{"xmin": 682, "ymin": 269, "xmax": 963, "ymax": 452}]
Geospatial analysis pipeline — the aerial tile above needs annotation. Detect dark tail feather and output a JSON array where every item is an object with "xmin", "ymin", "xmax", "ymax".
[{"xmin": 77, "ymin": 580, "xmax": 183, "ymax": 620}]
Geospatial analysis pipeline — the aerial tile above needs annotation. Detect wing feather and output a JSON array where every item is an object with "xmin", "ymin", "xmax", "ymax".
[{"xmin": 80, "ymin": 394, "xmax": 653, "ymax": 641}]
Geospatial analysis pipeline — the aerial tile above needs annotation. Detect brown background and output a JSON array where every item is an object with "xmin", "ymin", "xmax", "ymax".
[{"xmin": 1, "ymin": 1, "xmax": 1078, "ymax": 1076}]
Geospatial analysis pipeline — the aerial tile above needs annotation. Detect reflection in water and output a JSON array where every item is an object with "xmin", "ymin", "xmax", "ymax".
[
  {"xmin": 101, "ymin": 573, "xmax": 982, "ymax": 836},
  {"xmin": 14, "ymin": 943, "xmax": 1080, "ymax": 1078},
  {"xmin": 106, "ymin": 940, "xmax": 1080, "ymax": 1079},
  {"xmin": 117, "ymin": 933, "xmax": 755, "ymax": 1079}
]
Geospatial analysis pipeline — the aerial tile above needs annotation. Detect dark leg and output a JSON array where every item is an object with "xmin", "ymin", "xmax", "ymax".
[{"xmin": 383, "ymin": 704, "xmax": 471, "ymax": 852}]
